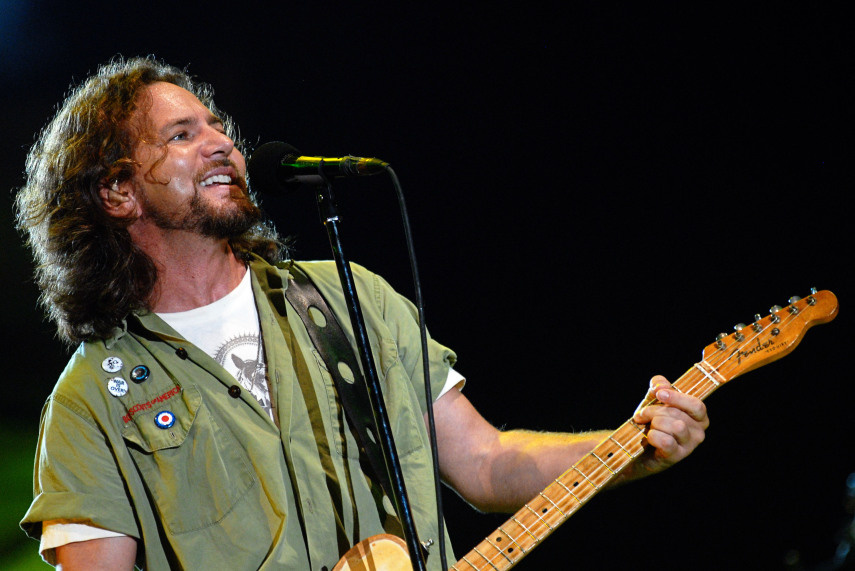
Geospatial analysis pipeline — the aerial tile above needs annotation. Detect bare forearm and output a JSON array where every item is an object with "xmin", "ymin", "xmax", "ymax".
[
  {"xmin": 433, "ymin": 378, "xmax": 708, "ymax": 515},
  {"xmin": 467, "ymin": 428, "xmax": 611, "ymax": 513}
]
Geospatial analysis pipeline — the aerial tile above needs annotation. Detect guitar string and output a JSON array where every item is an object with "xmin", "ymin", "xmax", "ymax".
[{"xmin": 453, "ymin": 296, "xmax": 815, "ymax": 570}]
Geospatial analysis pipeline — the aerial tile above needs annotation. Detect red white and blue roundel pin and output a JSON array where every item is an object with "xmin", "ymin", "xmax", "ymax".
[{"xmin": 154, "ymin": 411, "xmax": 176, "ymax": 429}]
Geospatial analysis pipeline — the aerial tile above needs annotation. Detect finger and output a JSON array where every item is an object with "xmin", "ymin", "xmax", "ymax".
[
  {"xmin": 633, "ymin": 375, "xmax": 671, "ymax": 417},
  {"xmin": 655, "ymin": 389, "xmax": 709, "ymax": 425},
  {"xmin": 648, "ymin": 413, "xmax": 692, "ymax": 446},
  {"xmin": 649, "ymin": 375, "xmax": 670, "ymax": 391},
  {"xmin": 645, "ymin": 427, "xmax": 681, "ymax": 460}
]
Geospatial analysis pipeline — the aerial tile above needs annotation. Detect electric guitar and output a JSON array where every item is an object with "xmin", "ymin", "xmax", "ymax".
[{"xmin": 334, "ymin": 289, "xmax": 839, "ymax": 571}]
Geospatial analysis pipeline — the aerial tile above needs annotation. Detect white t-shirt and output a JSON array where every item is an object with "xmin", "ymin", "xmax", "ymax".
[{"xmin": 158, "ymin": 269, "xmax": 274, "ymax": 421}]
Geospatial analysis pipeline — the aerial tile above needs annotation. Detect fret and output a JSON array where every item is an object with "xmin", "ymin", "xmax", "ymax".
[
  {"xmin": 696, "ymin": 361, "xmax": 726, "ymax": 387},
  {"xmin": 572, "ymin": 465, "xmax": 600, "ymax": 490},
  {"xmin": 524, "ymin": 503, "xmax": 554, "ymax": 531},
  {"xmin": 511, "ymin": 516, "xmax": 538, "ymax": 542},
  {"xmin": 628, "ymin": 420, "xmax": 647, "ymax": 437},
  {"xmin": 485, "ymin": 537, "xmax": 514, "ymax": 565},
  {"xmin": 609, "ymin": 435, "xmax": 635, "ymax": 459},
  {"xmin": 497, "ymin": 526, "xmax": 527, "ymax": 555},
  {"xmin": 591, "ymin": 452, "xmax": 616, "ymax": 474},
  {"xmin": 554, "ymin": 478, "xmax": 582, "ymax": 504},
  {"xmin": 459, "ymin": 555, "xmax": 479, "ymax": 570},
  {"xmin": 538, "ymin": 491, "xmax": 566, "ymax": 516},
  {"xmin": 613, "ymin": 423, "xmax": 647, "ymax": 453},
  {"xmin": 472, "ymin": 547, "xmax": 500, "ymax": 571}
]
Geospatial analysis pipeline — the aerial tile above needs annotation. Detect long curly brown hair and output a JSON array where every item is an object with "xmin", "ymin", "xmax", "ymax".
[{"xmin": 15, "ymin": 56, "xmax": 285, "ymax": 346}]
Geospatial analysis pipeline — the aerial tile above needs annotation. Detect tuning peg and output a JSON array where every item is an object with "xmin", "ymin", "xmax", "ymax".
[
  {"xmin": 787, "ymin": 296, "xmax": 802, "ymax": 314},
  {"xmin": 769, "ymin": 305, "xmax": 782, "ymax": 323},
  {"xmin": 715, "ymin": 332, "xmax": 728, "ymax": 350},
  {"xmin": 807, "ymin": 288, "xmax": 818, "ymax": 305},
  {"xmin": 752, "ymin": 314, "xmax": 763, "ymax": 332},
  {"xmin": 733, "ymin": 323, "xmax": 746, "ymax": 341}
]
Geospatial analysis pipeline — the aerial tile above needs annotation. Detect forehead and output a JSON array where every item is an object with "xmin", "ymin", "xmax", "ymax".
[{"xmin": 135, "ymin": 82, "xmax": 214, "ymax": 129}]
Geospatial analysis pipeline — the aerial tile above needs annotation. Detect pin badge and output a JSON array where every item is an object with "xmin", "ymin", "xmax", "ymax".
[
  {"xmin": 102, "ymin": 356, "xmax": 123, "ymax": 373},
  {"xmin": 106, "ymin": 377, "xmax": 129, "ymax": 397},
  {"xmin": 154, "ymin": 411, "xmax": 176, "ymax": 429},
  {"xmin": 130, "ymin": 365, "xmax": 150, "ymax": 383}
]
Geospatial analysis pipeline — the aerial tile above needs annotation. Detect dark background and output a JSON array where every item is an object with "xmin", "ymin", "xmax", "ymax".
[{"xmin": 1, "ymin": 2, "xmax": 851, "ymax": 569}]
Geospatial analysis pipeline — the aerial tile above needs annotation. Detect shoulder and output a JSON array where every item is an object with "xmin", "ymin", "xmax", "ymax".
[
  {"xmin": 252, "ymin": 257, "xmax": 390, "ymax": 303},
  {"xmin": 295, "ymin": 260, "xmax": 380, "ymax": 292},
  {"xmin": 249, "ymin": 256, "xmax": 413, "ymax": 324},
  {"xmin": 53, "ymin": 340, "xmax": 116, "ymax": 399},
  {"xmin": 48, "ymin": 331, "xmax": 143, "ymax": 424}
]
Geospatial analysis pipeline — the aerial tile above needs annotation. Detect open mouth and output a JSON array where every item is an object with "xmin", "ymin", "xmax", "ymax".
[{"xmin": 199, "ymin": 173, "xmax": 234, "ymax": 187}]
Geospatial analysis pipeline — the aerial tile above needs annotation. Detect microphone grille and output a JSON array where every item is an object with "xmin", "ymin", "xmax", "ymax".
[{"xmin": 247, "ymin": 141, "xmax": 301, "ymax": 194}]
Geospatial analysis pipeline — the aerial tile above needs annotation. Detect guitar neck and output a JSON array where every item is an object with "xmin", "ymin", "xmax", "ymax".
[
  {"xmin": 450, "ymin": 364, "xmax": 720, "ymax": 571},
  {"xmin": 450, "ymin": 289, "xmax": 840, "ymax": 570}
]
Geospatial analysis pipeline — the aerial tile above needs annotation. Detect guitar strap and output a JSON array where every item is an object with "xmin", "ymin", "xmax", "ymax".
[{"xmin": 283, "ymin": 263, "xmax": 397, "ymax": 513}]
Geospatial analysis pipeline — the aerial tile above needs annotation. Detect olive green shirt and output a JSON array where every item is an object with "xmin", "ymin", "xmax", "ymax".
[{"xmin": 21, "ymin": 258, "xmax": 457, "ymax": 570}]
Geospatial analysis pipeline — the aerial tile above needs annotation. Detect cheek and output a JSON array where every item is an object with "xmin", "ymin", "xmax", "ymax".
[
  {"xmin": 232, "ymin": 151, "xmax": 247, "ymax": 176},
  {"xmin": 154, "ymin": 155, "xmax": 198, "ymax": 195}
]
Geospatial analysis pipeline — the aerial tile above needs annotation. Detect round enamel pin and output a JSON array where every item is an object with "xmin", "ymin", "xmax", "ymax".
[
  {"xmin": 130, "ymin": 365, "xmax": 150, "ymax": 383},
  {"xmin": 101, "ymin": 356, "xmax": 123, "ymax": 373},
  {"xmin": 106, "ymin": 377, "xmax": 129, "ymax": 397},
  {"xmin": 154, "ymin": 411, "xmax": 176, "ymax": 429}
]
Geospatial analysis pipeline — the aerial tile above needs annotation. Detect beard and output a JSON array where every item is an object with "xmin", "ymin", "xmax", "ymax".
[{"xmin": 138, "ymin": 164, "xmax": 262, "ymax": 239}]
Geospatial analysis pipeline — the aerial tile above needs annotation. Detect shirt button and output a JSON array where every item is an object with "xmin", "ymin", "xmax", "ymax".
[
  {"xmin": 228, "ymin": 385, "xmax": 241, "ymax": 398},
  {"xmin": 176, "ymin": 347, "xmax": 188, "ymax": 359}
]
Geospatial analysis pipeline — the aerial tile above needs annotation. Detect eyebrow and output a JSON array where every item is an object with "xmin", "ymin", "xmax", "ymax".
[{"xmin": 158, "ymin": 113, "xmax": 224, "ymax": 137}]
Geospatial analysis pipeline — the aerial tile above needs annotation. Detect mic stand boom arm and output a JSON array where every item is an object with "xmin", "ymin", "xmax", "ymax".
[{"xmin": 314, "ymin": 170, "xmax": 427, "ymax": 571}]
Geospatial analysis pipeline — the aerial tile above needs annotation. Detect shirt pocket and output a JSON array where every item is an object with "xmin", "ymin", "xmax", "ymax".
[{"xmin": 121, "ymin": 385, "xmax": 256, "ymax": 535}]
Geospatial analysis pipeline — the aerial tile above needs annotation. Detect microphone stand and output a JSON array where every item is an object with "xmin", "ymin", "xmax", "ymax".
[{"xmin": 314, "ymin": 169, "xmax": 427, "ymax": 571}]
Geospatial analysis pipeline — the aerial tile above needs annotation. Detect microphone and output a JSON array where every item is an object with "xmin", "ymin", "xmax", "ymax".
[{"xmin": 248, "ymin": 141, "xmax": 389, "ymax": 192}]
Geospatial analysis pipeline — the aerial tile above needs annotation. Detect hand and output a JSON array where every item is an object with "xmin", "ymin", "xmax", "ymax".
[{"xmin": 630, "ymin": 375, "xmax": 709, "ymax": 476}]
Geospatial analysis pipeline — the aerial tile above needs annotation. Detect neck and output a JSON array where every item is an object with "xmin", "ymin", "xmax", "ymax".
[{"xmin": 133, "ymin": 227, "xmax": 248, "ymax": 313}]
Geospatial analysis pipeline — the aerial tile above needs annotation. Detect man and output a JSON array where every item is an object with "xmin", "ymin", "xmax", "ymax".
[{"xmin": 16, "ymin": 56, "xmax": 708, "ymax": 570}]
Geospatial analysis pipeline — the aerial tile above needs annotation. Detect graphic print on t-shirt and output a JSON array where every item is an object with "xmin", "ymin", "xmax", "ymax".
[{"xmin": 214, "ymin": 333, "xmax": 273, "ymax": 420}]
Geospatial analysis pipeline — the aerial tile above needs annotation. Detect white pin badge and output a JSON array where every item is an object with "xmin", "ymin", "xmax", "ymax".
[
  {"xmin": 106, "ymin": 377, "xmax": 129, "ymax": 397},
  {"xmin": 101, "ymin": 356, "xmax": 124, "ymax": 373}
]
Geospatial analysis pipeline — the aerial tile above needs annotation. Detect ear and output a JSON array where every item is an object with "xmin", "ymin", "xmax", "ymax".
[{"xmin": 99, "ymin": 179, "xmax": 139, "ymax": 219}]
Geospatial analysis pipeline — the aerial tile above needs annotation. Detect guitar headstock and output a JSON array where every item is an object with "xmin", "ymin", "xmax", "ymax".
[{"xmin": 701, "ymin": 289, "xmax": 838, "ymax": 383}]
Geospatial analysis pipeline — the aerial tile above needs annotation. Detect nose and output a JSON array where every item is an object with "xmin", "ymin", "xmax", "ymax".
[{"xmin": 202, "ymin": 124, "xmax": 235, "ymax": 158}]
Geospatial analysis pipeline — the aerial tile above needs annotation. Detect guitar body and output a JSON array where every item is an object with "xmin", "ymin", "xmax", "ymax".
[{"xmin": 332, "ymin": 534, "xmax": 412, "ymax": 571}]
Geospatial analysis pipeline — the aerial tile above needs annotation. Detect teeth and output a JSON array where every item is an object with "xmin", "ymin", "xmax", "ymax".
[{"xmin": 200, "ymin": 174, "xmax": 231, "ymax": 186}]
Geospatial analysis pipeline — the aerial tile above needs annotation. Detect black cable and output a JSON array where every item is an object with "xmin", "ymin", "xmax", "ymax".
[{"xmin": 385, "ymin": 165, "xmax": 450, "ymax": 571}]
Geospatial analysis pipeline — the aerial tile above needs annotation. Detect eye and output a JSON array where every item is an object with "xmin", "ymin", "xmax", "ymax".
[{"xmin": 170, "ymin": 131, "xmax": 189, "ymax": 142}]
